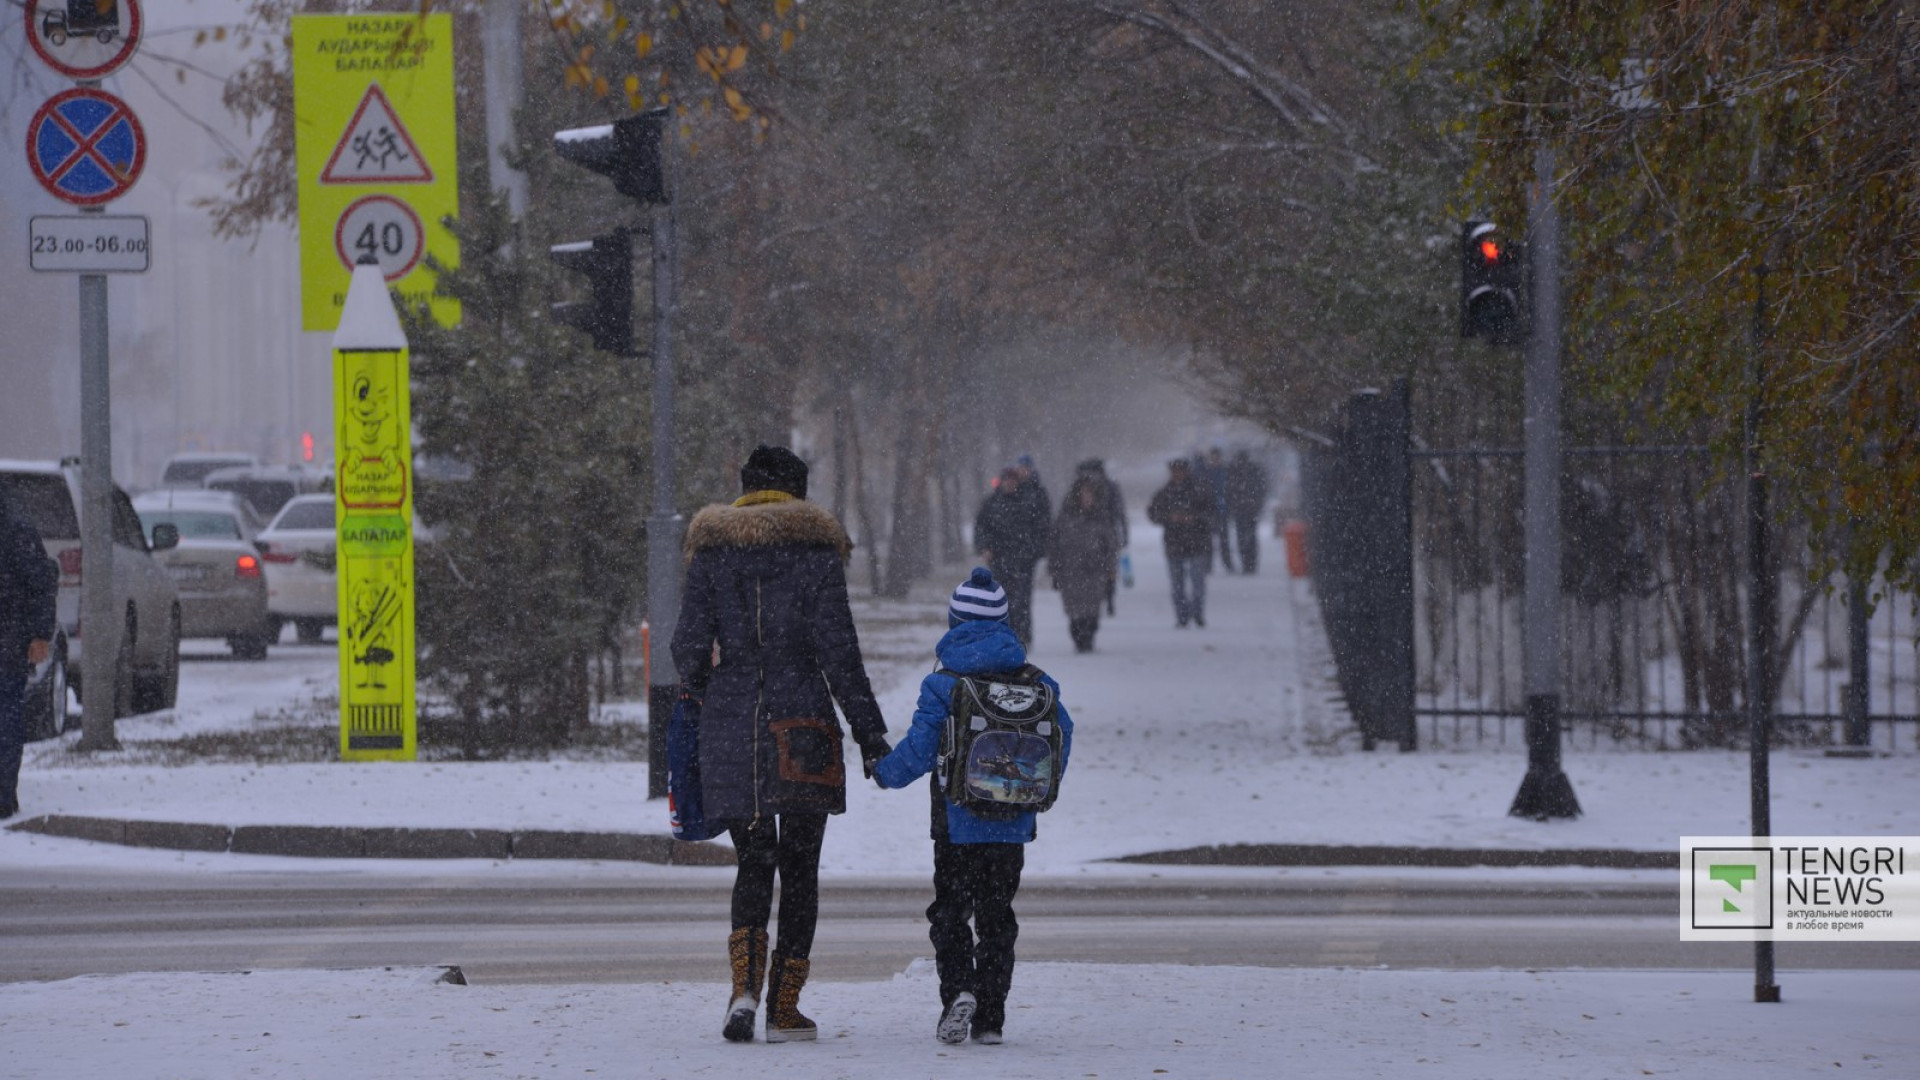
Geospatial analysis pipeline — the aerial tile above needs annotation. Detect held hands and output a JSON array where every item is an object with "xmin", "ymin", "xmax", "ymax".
[{"xmin": 858, "ymin": 733, "xmax": 892, "ymax": 782}]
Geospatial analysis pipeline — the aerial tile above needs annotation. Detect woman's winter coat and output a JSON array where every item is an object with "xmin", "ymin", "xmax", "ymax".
[
  {"xmin": 872, "ymin": 619, "xmax": 1073, "ymax": 844},
  {"xmin": 671, "ymin": 496, "xmax": 888, "ymax": 822},
  {"xmin": 1047, "ymin": 505, "xmax": 1117, "ymax": 621}
]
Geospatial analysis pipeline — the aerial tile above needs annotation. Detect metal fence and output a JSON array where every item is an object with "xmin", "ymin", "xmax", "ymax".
[{"xmin": 1304, "ymin": 382, "xmax": 1920, "ymax": 752}]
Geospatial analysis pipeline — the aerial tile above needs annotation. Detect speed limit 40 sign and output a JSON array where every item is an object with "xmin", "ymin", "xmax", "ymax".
[{"xmin": 334, "ymin": 195, "xmax": 423, "ymax": 282}]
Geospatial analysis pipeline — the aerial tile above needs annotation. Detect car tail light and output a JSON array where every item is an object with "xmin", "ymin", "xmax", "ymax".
[
  {"xmin": 236, "ymin": 554, "xmax": 262, "ymax": 579},
  {"xmin": 259, "ymin": 544, "xmax": 298, "ymax": 564},
  {"xmin": 57, "ymin": 547, "xmax": 82, "ymax": 578}
]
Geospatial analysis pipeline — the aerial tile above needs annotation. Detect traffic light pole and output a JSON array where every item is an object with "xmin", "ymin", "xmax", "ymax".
[
  {"xmin": 645, "ymin": 130, "xmax": 682, "ymax": 801},
  {"xmin": 1510, "ymin": 143, "xmax": 1579, "ymax": 820}
]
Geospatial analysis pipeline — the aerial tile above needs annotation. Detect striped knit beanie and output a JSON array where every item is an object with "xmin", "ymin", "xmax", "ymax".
[{"xmin": 949, "ymin": 566, "xmax": 1010, "ymax": 627}]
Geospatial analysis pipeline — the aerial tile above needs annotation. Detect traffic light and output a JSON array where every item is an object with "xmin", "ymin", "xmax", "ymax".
[
  {"xmin": 1460, "ymin": 220, "xmax": 1527, "ymax": 345},
  {"xmin": 548, "ymin": 229, "xmax": 634, "ymax": 355},
  {"xmin": 553, "ymin": 109, "xmax": 668, "ymax": 204}
]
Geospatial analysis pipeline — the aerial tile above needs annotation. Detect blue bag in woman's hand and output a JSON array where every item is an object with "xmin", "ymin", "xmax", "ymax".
[{"xmin": 667, "ymin": 693, "xmax": 723, "ymax": 841}]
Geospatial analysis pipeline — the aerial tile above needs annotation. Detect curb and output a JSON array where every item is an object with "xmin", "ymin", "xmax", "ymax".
[
  {"xmin": 5, "ymin": 814, "xmax": 736, "ymax": 866},
  {"xmin": 6, "ymin": 815, "xmax": 1677, "ymax": 870}
]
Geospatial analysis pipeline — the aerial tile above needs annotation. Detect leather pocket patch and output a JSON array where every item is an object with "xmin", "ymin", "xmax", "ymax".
[{"xmin": 769, "ymin": 717, "xmax": 845, "ymax": 786}]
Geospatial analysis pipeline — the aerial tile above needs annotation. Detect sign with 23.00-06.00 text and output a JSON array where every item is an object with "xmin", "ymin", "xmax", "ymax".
[
  {"xmin": 30, "ymin": 214, "xmax": 149, "ymax": 272},
  {"xmin": 292, "ymin": 13, "xmax": 458, "ymax": 330}
]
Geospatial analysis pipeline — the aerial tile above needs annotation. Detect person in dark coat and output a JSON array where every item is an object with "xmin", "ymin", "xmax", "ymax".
[
  {"xmin": 1048, "ymin": 476, "xmax": 1119, "ymax": 652},
  {"xmin": 1200, "ymin": 447, "xmax": 1234, "ymax": 573},
  {"xmin": 872, "ymin": 567, "xmax": 1074, "ymax": 1045},
  {"xmin": 1224, "ymin": 450, "xmax": 1271, "ymax": 575},
  {"xmin": 1073, "ymin": 458, "xmax": 1128, "ymax": 616},
  {"xmin": 972, "ymin": 467, "xmax": 1051, "ymax": 647},
  {"xmin": 1147, "ymin": 458, "xmax": 1216, "ymax": 628},
  {"xmin": 0, "ymin": 489, "xmax": 59, "ymax": 819},
  {"xmin": 672, "ymin": 445, "xmax": 892, "ymax": 1044}
]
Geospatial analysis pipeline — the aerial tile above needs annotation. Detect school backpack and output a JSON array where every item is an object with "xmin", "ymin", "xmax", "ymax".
[{"xmin": 935, "ymin": 664, "xmax": 1064, "ymax": 819}]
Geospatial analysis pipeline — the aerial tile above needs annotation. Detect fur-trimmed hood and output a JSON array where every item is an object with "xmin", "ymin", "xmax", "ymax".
[{"xmin": 684, "ymin": 498, "xmax": 853, "ymax": 562}]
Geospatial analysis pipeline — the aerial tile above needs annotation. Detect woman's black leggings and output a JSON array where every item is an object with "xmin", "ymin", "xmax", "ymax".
[{"xmin": 727, "ymin": 813, "xmax": 828, "ymax": 959}]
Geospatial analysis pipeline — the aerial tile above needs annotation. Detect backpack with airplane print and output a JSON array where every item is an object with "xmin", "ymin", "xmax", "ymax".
[{"xmin": 934, "ymin": 664, "xmax": 1064, "ymax": 820}]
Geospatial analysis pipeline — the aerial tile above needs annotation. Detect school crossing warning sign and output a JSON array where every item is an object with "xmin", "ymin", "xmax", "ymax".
[{"xmin": 292, "ymin": 14, "xmax": 458, "ymax": 330}]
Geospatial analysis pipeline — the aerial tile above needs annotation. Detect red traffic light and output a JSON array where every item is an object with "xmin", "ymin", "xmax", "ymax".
[{"xmin": 1479, "ymin": 238, "xmax": 1503, "ymax": 263}]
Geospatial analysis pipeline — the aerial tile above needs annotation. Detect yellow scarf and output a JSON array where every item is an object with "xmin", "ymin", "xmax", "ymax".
[{"xmin": 733, "ymin": 490, "xmax": 798, "ymax": 508}]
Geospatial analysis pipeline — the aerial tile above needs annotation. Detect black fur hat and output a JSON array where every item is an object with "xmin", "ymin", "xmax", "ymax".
[{"xmin": 740, "ymin": 445, "xmax": 809, "ymax": 499}]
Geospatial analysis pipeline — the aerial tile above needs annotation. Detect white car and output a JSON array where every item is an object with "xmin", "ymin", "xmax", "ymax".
[
  {"xmin": 257, "ymin": 494, "xmax": 336, "ymax": 643},
  {"xmin": 157, "ymin": 451, "xmax": 258, "ymax": 490},
  {"xmin": 1, "ymin": 458, "xmax": 182, "ymax": 738},
  {"xmin": 133, "ymin": 489, "xmax": 275, "ymax": 660},
  {"xmin": 202, "ymin": 464, "xmax": 332, "ymax": 527}
]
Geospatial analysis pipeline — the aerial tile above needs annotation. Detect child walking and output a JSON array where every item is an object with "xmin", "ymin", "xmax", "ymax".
[{"xmin": 871, "ymin": 567, "xmax": 1074, "ymax": 1045}]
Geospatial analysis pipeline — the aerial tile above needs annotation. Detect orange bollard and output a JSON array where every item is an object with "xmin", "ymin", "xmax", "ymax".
[
  {"xmin": 1283, "ymin": 520, "xmax": 1310, "ymax": 578},
  {"xmin": 640, "ymin": 620, "xmax": 650, "ymax": 694}
]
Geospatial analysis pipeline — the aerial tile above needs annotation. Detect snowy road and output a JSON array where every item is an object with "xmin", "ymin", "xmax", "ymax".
[{"xmin": 8, "ymin": 866, "xmax": 1917, "ymax": 985}]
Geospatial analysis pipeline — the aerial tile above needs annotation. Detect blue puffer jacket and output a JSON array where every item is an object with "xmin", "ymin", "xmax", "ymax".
[{"xmin": 874, "ymin": 619, "xmax": 1073, "ymax": 844}]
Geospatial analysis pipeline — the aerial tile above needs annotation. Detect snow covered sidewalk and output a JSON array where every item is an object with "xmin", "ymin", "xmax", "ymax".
[{"xmin": 4, "ymin": 962, "xmax": 1911, "ymax": 1079}]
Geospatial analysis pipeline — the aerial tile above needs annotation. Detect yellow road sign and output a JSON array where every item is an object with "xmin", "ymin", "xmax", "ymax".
[
  {"xmin": 293, "ymin": 13, "xmax": 458, "ymax": 331},
  {"xmin": 334, "ymin": 262, "xmax": 418, "ymax": 761}
]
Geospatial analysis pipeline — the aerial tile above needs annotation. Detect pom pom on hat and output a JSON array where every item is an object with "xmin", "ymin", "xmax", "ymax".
[{"xmin": 949, "ymin": 566, "xmax": 1010, "ymax": 627}]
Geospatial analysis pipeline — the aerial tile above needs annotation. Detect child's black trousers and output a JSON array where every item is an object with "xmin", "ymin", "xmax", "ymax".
[{"xmin": 927, "ymin": 836, "xmax": 1025, "ymax": 1015}]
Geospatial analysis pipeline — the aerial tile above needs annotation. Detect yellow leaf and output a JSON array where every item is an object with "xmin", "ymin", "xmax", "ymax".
[
  {"xmin": 781, "ymin": 28, "xmax": 794, "ymax": 52},
  {"xmin": 727, "ymin": 44, "xmax": 747, "ymax": 71},
  {"xmin": 194, "ymin": 29, "xmax": 207, "ymax": 45},
  {"xmin": 636, "ymin": 32, "xmax": 652, "ymax": 58},
  {"xmin": 798, "ymin": 14, "xmax": 806, "ymax": 30},
  {"xmin": 593, "ymin": 74, "xmax": 609, "ymax": 97},
  {"xmin": 724, "ymin": 87, "xmax": 745, "ymax": 109},
  {"xmin": 776, "ymin": 0, "xmax": 793, "ymax": 15},
  {"xmin": 214, "ymin": 26, "xmax": 227, "ymax": 41},
  {"xmin": 761, "ymin": 21, "xmax": 773, "ymax": 40},
  {"xmin": 624, "ymin": 74, "xmax": 641, "ymax": 95}
]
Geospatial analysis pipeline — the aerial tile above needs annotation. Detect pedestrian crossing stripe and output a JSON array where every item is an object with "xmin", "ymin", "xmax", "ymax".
[{"xmin": 319, "ymin": 83, "xmax": 432, "ymax": 184}]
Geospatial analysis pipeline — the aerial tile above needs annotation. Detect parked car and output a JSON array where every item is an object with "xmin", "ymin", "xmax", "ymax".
[
  {"xmin": 257, "ymin": 494, "xmax": 336, "ymax": 644},
  {"xmin": 132, "ymin": 489, "xmax": 275, "ymax": 661},
  {"xmin": 0, "ymin": 459, "xmax": 181, "ymax": 738},
  {"xmin": 157, "ymin": 451, "xmax": 258, "ymax": 490},
  {"xmin": 202, "ymin": 464, "xmax": 331, "ymax": 526}
]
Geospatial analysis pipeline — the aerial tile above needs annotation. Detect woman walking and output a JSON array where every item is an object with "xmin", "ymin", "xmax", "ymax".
[
  {"xmin": 1048, "ymin": 476, "xmax": 1120, "ymax": 652},
  {"xmin": 672, "ymin": 446, "xmax": 892, "ymax": 1043}
]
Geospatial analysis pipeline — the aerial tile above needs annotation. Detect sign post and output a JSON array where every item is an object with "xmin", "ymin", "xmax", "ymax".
[
  {"xmin": 291, "ymin": 13, "xmax": 459, "ymax": 330},
  {"xmin": 332, "ymin": 258, "xmax": 418, "ymax": 761},
  {"xmin": 24, "ymin": 0, "xmax": 147, "ymax": 752}
]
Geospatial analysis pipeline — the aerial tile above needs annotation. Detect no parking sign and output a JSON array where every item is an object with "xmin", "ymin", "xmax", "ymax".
[{"xmin": 26, "ymin": 86, "xmax": 145, "ymax": 206}]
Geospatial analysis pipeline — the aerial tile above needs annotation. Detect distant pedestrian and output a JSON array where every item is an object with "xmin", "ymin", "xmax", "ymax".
[
  {"xmin": 0, "ymin": 489, "xmax": 58, "ymax": 820},
  {"xmin": 1200, "ymin": 447, "xmax": 1234, "ymax": 573},
  {"xmin": 1224, "ymin": 450, "xmax": 1270, "ymax": 575},
  {"xmin": 871, "ymin": 567, "xmax": 1074, "ymax": 1046},
  {"xmin": 1147, "ymin": 458, "xmax": 1215, "ymax": 628},
  {"xmin": 672, "ymin": 445, "xmax": 893, "ymax": 1043},
  {"xmin": 973, "ymin": 466, "xmax": 1051, "ymax": 646},
  {"xmin": 1073, "ymin": 458, "xmax": 1127, "ymax": 616},
  {"xmin": 1049, "ymin": 477, "xmax": 1120, "ymax": 652}
]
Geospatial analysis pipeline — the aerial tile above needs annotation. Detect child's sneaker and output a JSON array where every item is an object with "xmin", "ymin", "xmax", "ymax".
[{"xmin": 936, "ymin": 992, "xmax": 976, "ymax": 1045}]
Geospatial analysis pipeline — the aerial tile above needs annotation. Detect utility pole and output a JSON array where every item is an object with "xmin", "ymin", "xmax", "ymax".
[
  {"xmin": 482, "ymin": 0, "xmax": 527, "ymax": 218},
  {"xmin": 644, "ymin": 131, "xmax": 683, "ymax": 800},
  {"xmin": 1746, "ymin": 266, "xmax": 1781, "ymax": 1003},
  {"xmin": 75, "ymin": 231, "xmax": 119, "ymax": 751},
  {"xmin": 1509, "ymin": 143, "xmax": 1580, "ymax": 820}
]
